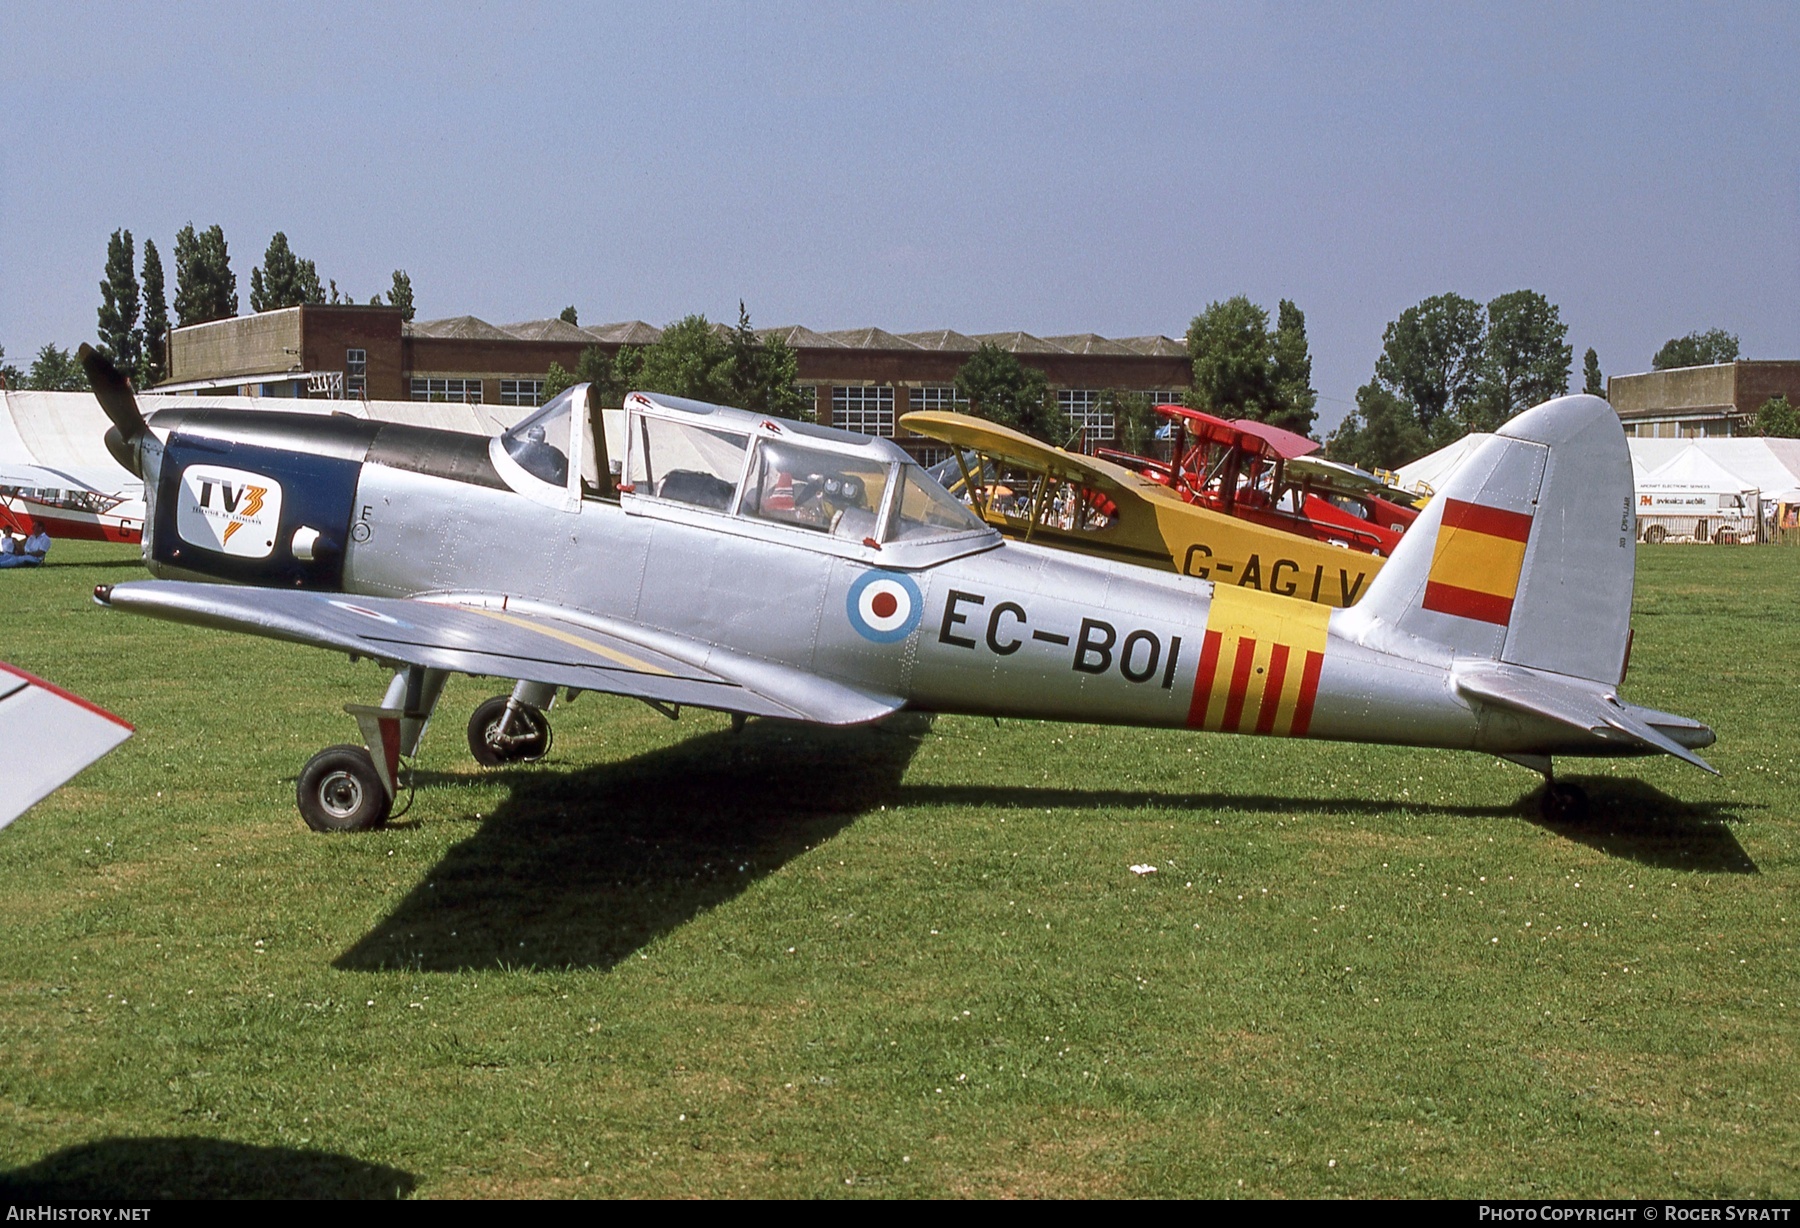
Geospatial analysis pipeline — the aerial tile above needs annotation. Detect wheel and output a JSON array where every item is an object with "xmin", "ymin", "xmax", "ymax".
[
  {"xmin": 466, "ymin": 695, "xmax": 552, "ymax": 766},
  {"xmin": 297, "ymin": 745, "xmax": 392, "ymax": 832},
  {"xmin": 1713, "ymin": 527, "xmax": 1737, "ymax": 545},
  {"xmin": 1643, "ymin": 524, "xmax": 1667, "ymax": 545},
  {"xmin": 1693, "ymin": 519, "xmax": 1707, "ymax": 543},
  {"xmin": 1538, "ymin": 781, "xmax": 1589, "ymax": 823}
]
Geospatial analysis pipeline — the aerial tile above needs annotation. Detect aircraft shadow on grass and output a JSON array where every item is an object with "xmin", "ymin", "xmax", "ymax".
[
  {"xmin": 339, "ymin": 718, "xmax": 1752, "ymax": 974},
  {"xmin": 0, "ymin": 1136, "xmax": 415, "ymax": 1200},
  {"xmin": 335, "ymin": 713, "xmax": 937, "ymax": 973}
]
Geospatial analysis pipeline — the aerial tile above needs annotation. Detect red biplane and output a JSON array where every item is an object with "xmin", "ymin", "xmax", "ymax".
[{"xmin": 1097, "ymin": 404, "xmax": 1414, "ymax": 556}]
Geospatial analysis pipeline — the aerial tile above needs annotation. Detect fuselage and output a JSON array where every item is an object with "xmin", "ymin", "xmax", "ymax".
[{"xmin": 129, "ymin": 392, "xmax": 1625, "ymax": 765}]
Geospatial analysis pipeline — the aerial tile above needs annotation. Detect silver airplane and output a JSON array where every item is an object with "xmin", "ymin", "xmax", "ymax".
[{"xmin": 77, "ymin": 347, "xmax": 1714, "ymax": 833}]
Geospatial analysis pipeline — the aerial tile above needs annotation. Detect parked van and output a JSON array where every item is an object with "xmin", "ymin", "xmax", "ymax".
[{"xmin": 1635, "ymin": 483, "xmax": 1760, "ymax": 544}]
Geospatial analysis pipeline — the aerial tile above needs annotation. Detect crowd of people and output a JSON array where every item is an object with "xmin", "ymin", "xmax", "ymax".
[{"xmin": 0, "ymin": 519, "xmax": 51, "ymax": 569}]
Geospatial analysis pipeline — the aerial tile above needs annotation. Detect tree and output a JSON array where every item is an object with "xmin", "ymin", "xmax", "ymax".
[
  {"xmin": 386, "ymin": 270, "xmax": 415, "ymax": 322},
  {"xmin": 96, "ymin": 229, "xmax": 141, "ymax": 375},
  {"xmin": 1184, "ymin": 295, "xmax": 1317, "ymax": 435},
  {"xmin": 141, "ymin": 239, "xmax": 168, "ymax": 386},
  {"xmin": 1755, "ymin": 395, "xmax": 1800, "ymax": 438},
  {"xmin": 1269, "ymin": 299, "xmax": 1318, "ymax": 434},
  {"xmin": 172, "ymin": 223, "xmax": 237, "ymax": 326},
  {"xmin": 1370, "ymin": 292, "xmax": 1486, "ymax": 436},
  {"xmin": 541, "ymin": 361, "xmax": 576, "ymax": 401},
  {"xmin": 559, "ymin": 305, "xmax": 579, "ymax": 325},
  {"xmin": 1475, "ymin": 289, "xmax": 1571, "ymax": 428},
  {"xmin": 27, "ymin": 343, "xmax": 87, "ymax": 391},
  {"xmin": 726, "ymin": 302, "xmax": 809, "ymax": 420},
  {"xmin": 1325, "ymin": 381, "xmax": 1430, "ymax": 471},
  {"xmin": 0, "ymin": 344, "xmax": 24, "ymax": 390},
  {"xmin": 626, "ymin": 314, "xmax": 736, "ymax": 403},
  {"xmin": 1583, "ymin": 347, "xmax": 1604, "ymax": 398},
  {"xmin": 249, "ymin": 232, "xmax": 324, "ymax": 312},
  {"xmin": 953, "ymin": 342, "xmax": 1057, "ymax": 440},
  {"xmin": 1653, "ymin": 328, "xmax": 1738, "ymax": 370},
  {"xmin": 1103, "ymin": 390, "xmax": 1163, "ymax": 455}
]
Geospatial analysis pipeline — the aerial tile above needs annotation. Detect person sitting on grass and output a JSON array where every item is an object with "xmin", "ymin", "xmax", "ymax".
[{"xmin": 0, "ymin": 520, "xmax": 48, "ymax": 569}]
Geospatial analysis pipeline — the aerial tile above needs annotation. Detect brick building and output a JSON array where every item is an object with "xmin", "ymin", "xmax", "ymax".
[
  {"xmin": 1608, "ymin": 361, "xmax": 1800, "ymax": 438},
  {"xmin": 162, "ymin": 304, "xmax": 1193, "ymax": 451}
]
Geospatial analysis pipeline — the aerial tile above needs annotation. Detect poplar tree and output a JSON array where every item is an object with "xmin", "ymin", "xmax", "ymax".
[
  {"xmin": 140, "ymin": 239, "xmax": 169, "ymax": 385},
  {"xmin": 96, "ymin": 228, "xmax": 141, "ymax": 374},
  {"xmin": 173, "ymin": 223, "xmax": 237, "ymax": 325}
]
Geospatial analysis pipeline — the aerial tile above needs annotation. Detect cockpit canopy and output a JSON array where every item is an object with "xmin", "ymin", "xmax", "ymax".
[{"xmin": 620, "ymin": 391, "xmax": 991, "ymax": 550}]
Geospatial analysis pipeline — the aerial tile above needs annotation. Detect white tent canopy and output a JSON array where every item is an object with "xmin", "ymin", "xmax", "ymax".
[
  {"xmin": 1395, "ymin": 430, "xmax": 1800, "ymax": 508},
  {"xmin": 1, "ymin": 390, "xmax": 536, "ymax": 495}
]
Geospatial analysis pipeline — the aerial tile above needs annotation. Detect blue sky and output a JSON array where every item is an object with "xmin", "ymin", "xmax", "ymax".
[{"xmin": 2, "ymin": 2, "xmax": 1795, "ymax": 430}]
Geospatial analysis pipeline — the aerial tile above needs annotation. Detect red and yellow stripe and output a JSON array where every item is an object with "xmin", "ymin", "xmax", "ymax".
[
  {"xmin": 1188, "ymin": 585, "xmax": 1330, "ymax": 737},
  {"xmin": 1421, "ymin": 499, "xmax": 1533, "ymax": 626}
]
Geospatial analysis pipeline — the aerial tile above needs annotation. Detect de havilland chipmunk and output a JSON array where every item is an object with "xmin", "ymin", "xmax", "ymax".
[{"xmin": 76, "ymin": 346, "xmax": 1714, "ymax": 833}]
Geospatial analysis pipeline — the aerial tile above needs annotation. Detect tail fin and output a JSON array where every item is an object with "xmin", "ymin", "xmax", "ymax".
[{"xmin": 1344, "ymin": 394, "xmax": 1634, "ymax": 685}]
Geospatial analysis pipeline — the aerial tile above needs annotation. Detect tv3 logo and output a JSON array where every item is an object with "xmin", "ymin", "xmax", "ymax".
[{"xmin": 177, "ymin": 465, "xmax": 285, "ymax": 558}]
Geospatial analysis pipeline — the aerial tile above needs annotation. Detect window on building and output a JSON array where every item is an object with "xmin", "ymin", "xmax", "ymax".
[
  {"xmin": 345, "ymin": 349, "xmax": 367, "ymax": 399},
  {"xmin": 1142, "ymin": 390, "xmax": 1184, "ymax": 406},
  {"xmin": 911, "ymin": 385, "xmax": 969, "ymax": 413},
  {"xmin": 1058, "ymin": 389, "xmax": 1113, "ymax": 441},
  {"xmin": 500, "ymin": 379, "xmax": 546, "ymax": 407},
  {"xmin": 793, "ymin": 385, "xmax": 817, "ymax": 415},
  {"xmin": 411, "ymin": 377, "xmax": 484, "ymax": 403},
  {"xmin": 831, "ymin": 385, "xmax": 895, "ymax": 437}
]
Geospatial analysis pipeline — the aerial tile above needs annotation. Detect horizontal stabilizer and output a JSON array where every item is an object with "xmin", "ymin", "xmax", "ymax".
[
  {"xmin": 97, "ymin": 581, "xmax": 903, "ymax": 727},
  {"xmin": 0, "ymin": 663, "xmax": 134, "ymax": 828},
  {"xmin": 1455, "ymin": 663, "xmax": 1717, "ymax": 773}
]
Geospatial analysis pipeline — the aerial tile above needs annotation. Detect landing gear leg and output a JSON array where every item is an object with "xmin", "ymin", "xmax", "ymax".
[
  {"xmin": 468, "ymin": 680, "xmax": 556, "ymax": 766},
  {"xmin": 1503, "ymin": 752, "xmax": 1587, "ymax": 821},
  {"xmin": 296, "ymin": 665, "xmax": 447, "ymax": 832}
]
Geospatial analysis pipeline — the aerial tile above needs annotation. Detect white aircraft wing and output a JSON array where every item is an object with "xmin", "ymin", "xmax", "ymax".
[
  {"xmin": 0, "ymin": 664, "xmax": 134, "ymax": 829},
  {"xmin": 0, "ymin": 459, "xmax": 139, "ymax": 495},
  {"xmin": 97, "ymin": 580, "xmax": 902, "ymax": 726}
]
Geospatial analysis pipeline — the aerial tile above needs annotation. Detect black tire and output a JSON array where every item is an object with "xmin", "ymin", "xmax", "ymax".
[
  {"xmin": 466, "ymin": 695, "xmax": 552, "ymax": 767},
  {"xmin": 297, "ymin": 745, "xmax": 392, "ymax": 832},
  {"xmin": 1714, "ymin": 527, "xmax": 1737, "ymax": 545},
  {"xmin": 1538, "ymin": 781, "xmax": 1589, "ymax": 823},
  {"xmin": 1643, "ymin": 524, "xmax": 1667, "ymax": 545},
  {"xmin": 1693, "ymin": 519, "xmax": 1707, "ymax": 544}
]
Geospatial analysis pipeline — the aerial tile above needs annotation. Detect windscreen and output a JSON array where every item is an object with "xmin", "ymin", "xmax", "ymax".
[
  {"xmin": 889, "ymin": 467, "xmax": 988, "ymax": 540},
  {"xmin": 501, "ymin": 389, "xmax": 577, "ymax": 487}
]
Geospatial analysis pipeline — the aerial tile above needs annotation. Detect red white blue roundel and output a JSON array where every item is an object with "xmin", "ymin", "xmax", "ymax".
[{"xmin": 846, "ymin": 570, "xmax": 923, "ymax": 643}]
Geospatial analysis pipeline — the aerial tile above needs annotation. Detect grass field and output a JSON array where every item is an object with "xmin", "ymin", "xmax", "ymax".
[{"xmin": 0, "ymin": 542, "xmax": 1794, "ymax": 1199}]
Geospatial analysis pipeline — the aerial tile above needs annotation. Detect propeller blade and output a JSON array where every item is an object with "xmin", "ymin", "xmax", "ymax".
[{"xmin": 77, "ymin": 344, "xmax": 146, "ymax": 442}]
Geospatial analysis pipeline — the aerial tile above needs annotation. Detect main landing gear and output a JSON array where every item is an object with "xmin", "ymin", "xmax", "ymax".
[
  {"xmin": 296, "ymin": 665, "xmax": 447, "ymax": 832},
  {"xmin": 295, "ymin": 672, "xmax": 561, "ymax": 831},
  {"xmin": 467, "ymin": 682, "xmax": 557, "ymax": 766},
  {"xmin": 1502, "ymin": 753, "xmax": 1589, "ymax": 821}
]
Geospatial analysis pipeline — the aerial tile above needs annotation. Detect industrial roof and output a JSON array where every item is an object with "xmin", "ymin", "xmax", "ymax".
[
  {"xmin": 408, "ymin": 316, "xmax": 517, "ymax": 341},
  {"xmin": 501, "ymin": 318, "xmax": 595, "ymax": 343}
]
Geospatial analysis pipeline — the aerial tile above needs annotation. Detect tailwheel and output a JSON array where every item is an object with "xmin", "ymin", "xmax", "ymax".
[
  {"xmin": 1539, "ymin": 781, "xmax": 1589, "ymax": 822},
  {"xmin": 467, "ymin": 695, "xmax": 553, "ymax": 766},
  {"xmin": 297, "ymin": 745, "xmax": 393, "ymax": 832}
]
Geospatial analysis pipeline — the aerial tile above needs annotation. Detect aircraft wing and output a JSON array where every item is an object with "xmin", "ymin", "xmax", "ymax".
[
  {"xmin": 1454, "ymin": 663, "xmax": 1717, "ymax": 773},
  {"xmin": 0, "ymin": 459, "xmax": 139, "ymax": 495},
  {"xmin": 1287, "ymin": 455, "xmax": 1386, "ymax": 495},
  {"xmin": 0, "ymin": 663, "xmax": 134, "ymax": 829},
  {"xmin": 96, "ymin": 580, "xmax": 902, "ymax": 726},
  {"xmin": 899, "ymin": 411, "xmax": 1149, "ymax": 495}
]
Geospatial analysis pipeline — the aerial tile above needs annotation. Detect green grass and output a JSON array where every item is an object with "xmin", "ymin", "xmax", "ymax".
[{"xmin": 0, "ymin": 542, "xmax": 1794, "ymax": 1198}]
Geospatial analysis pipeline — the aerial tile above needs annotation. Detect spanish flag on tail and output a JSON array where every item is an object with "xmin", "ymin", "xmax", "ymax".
[{"xmin": 1421, "ymin": 499, "xmax": 1534, "ymax": 626}]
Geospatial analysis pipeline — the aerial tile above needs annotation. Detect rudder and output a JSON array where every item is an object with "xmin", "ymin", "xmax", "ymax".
[{"xmin": 1342, "ymin": 394, "xmax": 1634, "ymax": 685}]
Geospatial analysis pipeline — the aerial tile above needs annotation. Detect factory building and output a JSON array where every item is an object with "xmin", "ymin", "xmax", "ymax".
[
  {"xmin": 160, "ymin": 304, "xmax": 1193, "ymax": 455},
  {"xmin": 1609, "ymin": 361, "xmax": 1800, "ymax": 438}
]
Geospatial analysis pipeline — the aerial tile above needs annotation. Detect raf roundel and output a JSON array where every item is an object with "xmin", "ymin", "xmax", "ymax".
[{"xmin": 846, "ymin": 570, "xmax": 923, "ymax": 643}]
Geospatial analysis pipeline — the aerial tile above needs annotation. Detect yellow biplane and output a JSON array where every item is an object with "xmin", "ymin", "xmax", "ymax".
[{"xmin": 902, "ymin": 411, "xmax": 1384, "ymax": 608}]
